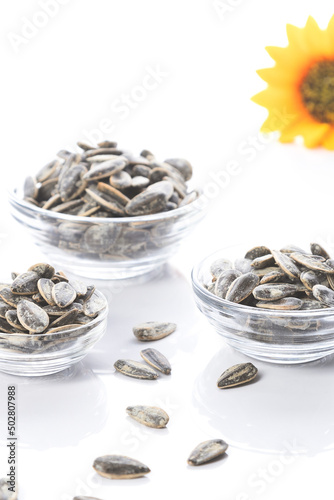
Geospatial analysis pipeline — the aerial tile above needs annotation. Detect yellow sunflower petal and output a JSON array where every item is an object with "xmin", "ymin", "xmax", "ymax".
[
  {"xmin": 321, "ymin": 128, "xmax": 334, "ymax": 150},
  {"xmin": 280, "ymin": 118, "xmax": 330, "ymax": 148}
]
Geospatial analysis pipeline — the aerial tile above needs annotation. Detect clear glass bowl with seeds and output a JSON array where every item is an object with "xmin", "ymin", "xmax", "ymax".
[
  {"xmin": 0, "ymin": 295, "xmax": 108, "ymax": 377},
  {"xmin": 9, "ymin": 143, "xmax": 206, "ymax": 280},
  {"xmin": 191, "ymin": 244, "xmax": 334, "ymax": 364}
]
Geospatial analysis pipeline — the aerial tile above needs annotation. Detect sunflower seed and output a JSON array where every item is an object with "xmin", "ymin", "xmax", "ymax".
[
  {"xmin": 271, "ymin": 250, "xmax": 300, "ymax": 278},
  {"xmin": 300, "ymin": 270, "xmax": 327, "ymax": 290},
  {"xmin": 312, "ymin": 284, "xmax": 334, "ymax": 307},
  {"xmin": 290, "ymin": 252, "xmax": 334, "ymax": 273},
  {"xmin": 260, "ymin": 269, "xmax": 285, "ymax": 284},
  {"xmin": 109, "ymin": 170, "xmax": 132, "ymax": 189},
  {"xmin": 97, "ymin": 182, "xmax": 130, "ymax": 205},
  {"xmin": 17, "ymin": 300, "xmax": 49, "ymax": 333},
  {"xmin": 310, "ymin": 242, "xmax": 330, "ymax": 259},
  {"xmin": 52, "ymin": 282, "xmax": 76, "ymax": 308},
  {"xmin": 126, "ymin": 405, "xmax": 169, "ymax": 428},
  {"xmin": 83, "ymin": 293, "xmax": 106, "ymax": 317},
  {"xmin": 133, "ymin": 321, "xmax": 176, "ymax": 341},
  {"xmin": 93, "ymin": 455, "xmax": 150, "ymax": 479},
  {"xmin": 0, "ymin": 300, "xmax": 13, "ymax": 319},
  {"xmin": 280, "ymin": 244, "xmax": 307, "ymax": 254},
  {"xmin": 11, "ymin": 272, "xmax": 39, "ymax": 295},
  {"xmin": 234, "ymin": 258, "xmax": 252, "ymax": 274},
  {"xmin": 251, "ymin": 254, "xmax": 275, "ymax": 269},
  {"xmin": 214, "ymin": 269, "xmax": 242, "ymax": 299},
  {"xmin": 84, "ymin": 157, "xmax": 127, "ymax": 181},
  {"xmin": 210, "ymin": 258, "xmax": 233, "ymax": 279},
  {"xmin": 225, "ymin": 273, "xmax": 260, "ymax": 303},
  {"xmin": 187, "ymin": 439, "xmax": 228, "ymax": 466},
  {"xmin": 0, "ymin": 477, "xmax": 18, "ymax": 500},
  {"xmin": 217, "ymin": 363, "xmax": 258, "ymax": 388},
  {"xmin": 255, "ymin": 297, "xmax": 303, "ymax": 310},
  {"xmin": 114, "ymin": 359, "xmax": 158, "ymax": 379},
  {"xmin": 244, "ymin": 246, "xmax": 271, "ymax": 260},
  {"xmin": 37, "ymin": 278, "xmax": 55, "ymax": 305},
  {"xmin": 85, "ymin": 187, "xmax": 125, "ymax": 215},
  {"xmin": 253, "ymin": 283, "xmax": 299, "ymax": 301},
  {"xmin": 125, "ymin": 191, "xmax": 167, "ymax": 216},
  {"xmin": 24, "ymin": 176, "xmax": 38, "ymax": 199},
  {"xmin": 5, "ymin": 310, "xmax": 27, "ymax": 331},
  {"xmin": 0, "ymin": 288, "xmax": 33, "ymax": 308},
  {"xmin": 27, "ymin": 263, "xmax": 55, "ymax": 279},
  {"xmin": 59, "ymin": 164, "xmax": 87, "ymax": 201},
  {"xmin": 140, "ymin": 348, "xmax": 171, "ymax": 374}
]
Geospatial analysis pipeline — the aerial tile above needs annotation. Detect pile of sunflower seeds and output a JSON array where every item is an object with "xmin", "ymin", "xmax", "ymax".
[
  {"xmin": 22, "ymin": 141, "xmax": 199, "ymax": 262},
  {"xmin": 0, "ymin": 263, "xmax": 106, "ymax": 354},
  {"xmin": 24, "ymin": 140, "xmax": 197, "ymax": 216},
  {"xmin": 206, "ymin": 243, "xmax": 334, "ymax": 310}
]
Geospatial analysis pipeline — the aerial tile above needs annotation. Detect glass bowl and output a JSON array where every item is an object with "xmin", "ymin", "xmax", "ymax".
[
  {"xmin": 0, "ymin": 290, "xmax": 108, "ymax": 377},
  {"xmin": 191, "ymin": 246, "xmax": 334, "ymax": 364},
  {"xmin": 9, "ymin": 188, "xmax": 206, "ymax": 280}
]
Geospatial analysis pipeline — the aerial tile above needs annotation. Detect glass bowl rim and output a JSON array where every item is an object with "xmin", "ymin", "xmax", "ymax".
[
  {"xmin": 0, "ymin": 289, "xmax": 108, "ymax": 340},
  {"xmin": 191, "ymin": 247, "xmax": 334, "ymax": 318},
  {"xmin": 9, "ymin": 185, "xmax": 207, "ymax": 224}
]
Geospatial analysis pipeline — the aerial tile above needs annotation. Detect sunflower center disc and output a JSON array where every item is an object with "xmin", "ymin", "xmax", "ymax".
[{"xmin": 300, "ymin": 60, "xmax": 334, "ymax": 123}]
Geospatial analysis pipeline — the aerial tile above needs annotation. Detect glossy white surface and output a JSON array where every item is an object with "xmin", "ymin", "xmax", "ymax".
[{"xmin": 2, "ymin": 1, "xmax": 334, "ymax": 499}]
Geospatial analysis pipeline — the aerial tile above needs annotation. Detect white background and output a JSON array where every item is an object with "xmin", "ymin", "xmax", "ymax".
[{"xmin": 1, "ymin": 1, "xmax": 334, "ymax": 499}]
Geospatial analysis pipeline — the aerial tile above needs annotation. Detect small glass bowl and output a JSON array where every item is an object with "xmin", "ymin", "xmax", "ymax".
[
  {"xmin": 192, "ymin": 246, "xmax": 334, "ymax": 364},
  {"xmin": 0, "ymin": 290, "xmax": 108, "ymax": 377},
  {"xmin": 9, "ymin": 188, "xmax": 206, "ymax": 280}
]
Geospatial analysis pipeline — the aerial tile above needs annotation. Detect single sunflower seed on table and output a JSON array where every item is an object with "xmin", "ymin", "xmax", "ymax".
[
  {"xmin": 133, "ymin": 321, "xmax": 177, "ymax": 341},
  {"xmin": 217, "ymin": 363, "xmax": 258, "ymax": 388},
  {"xmin": 187, "ymin": 439, "xmax": 228, "ymax": 466},
  {"xmin": 126, "ymin": 405, "xmax": 169, "ymax": 428},
  {"xmin": 140, "ymin": 348, "xmax": 171, "ymax": 374},
  {"xmin": 93, "ymin": 455, "xmax": 151, "ymax": 479},
  {"xmin": 225, "ymin": 272, "xmax": 260, "ymax": 303},
  {"xmin": 17, "ymin": 299, "xmax": 49, "ymax": 333},
  {"xmin": 114, "ymin": 359, "xmax": 159, "ymax": 380}
]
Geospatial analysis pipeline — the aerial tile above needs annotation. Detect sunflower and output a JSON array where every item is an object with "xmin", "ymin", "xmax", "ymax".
[{"xmin": 252, "ymin": 16, "xmax": 334, "ymax": 149}]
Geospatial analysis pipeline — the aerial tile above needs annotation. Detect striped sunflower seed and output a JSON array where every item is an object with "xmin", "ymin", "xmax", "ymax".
[
  {"xmin": 133, "ymin": 321, "xmax": 177, "ymax": 341},
  {"xmin": 114, "ymin": 359, "xmax": 158, "ymax": 380},
  {"xmin": 126, "ymin": 405, "xmax": 169, "ymax": 428},
  {"xmin": 140, "ymin": 348, "xmax": 171, "ymax": 374},
  {"xmin": 217, "ymin": 363, "xmax": 258, "ymax": 388},
  {"xmin": 93, "ymin": 455, "xmax": 150, "ymax": 479},
  {"xmin": 225, "ymin": 273, "xmax": 260, "ymax": 303},
  {"xmin": 17, "ymin": 300, "xmax": 49, "ymax": 333},
  {"xmin": 187, "ymin": 439, "xmax": 228, "ymax": 466}
]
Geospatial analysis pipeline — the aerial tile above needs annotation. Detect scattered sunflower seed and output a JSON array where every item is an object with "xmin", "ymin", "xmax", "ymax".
[
  {"xmin": 187, "ymin": 439, "xmax": 228, "ymax": 466},
  {"xmin": 140, "ymin": 348, "xmax": 171, "ymax": 374},
  {"xmin": 126, "ymin": 405, "xmax": 169, "ymax": 428},
  {"xmin": 133, "ymin": 321, "xmax": 177, "ymax": 341},
  {"xmin": 93, "ymin": 455, "xmax": 150, "ymax": 479},
  {"xmin": 217, "ymin": 363, "xmax": 258, "ymax": 389},
  {"xmin": 114, "ymin": 359, "xmax": 159, "ymax": 380}
]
